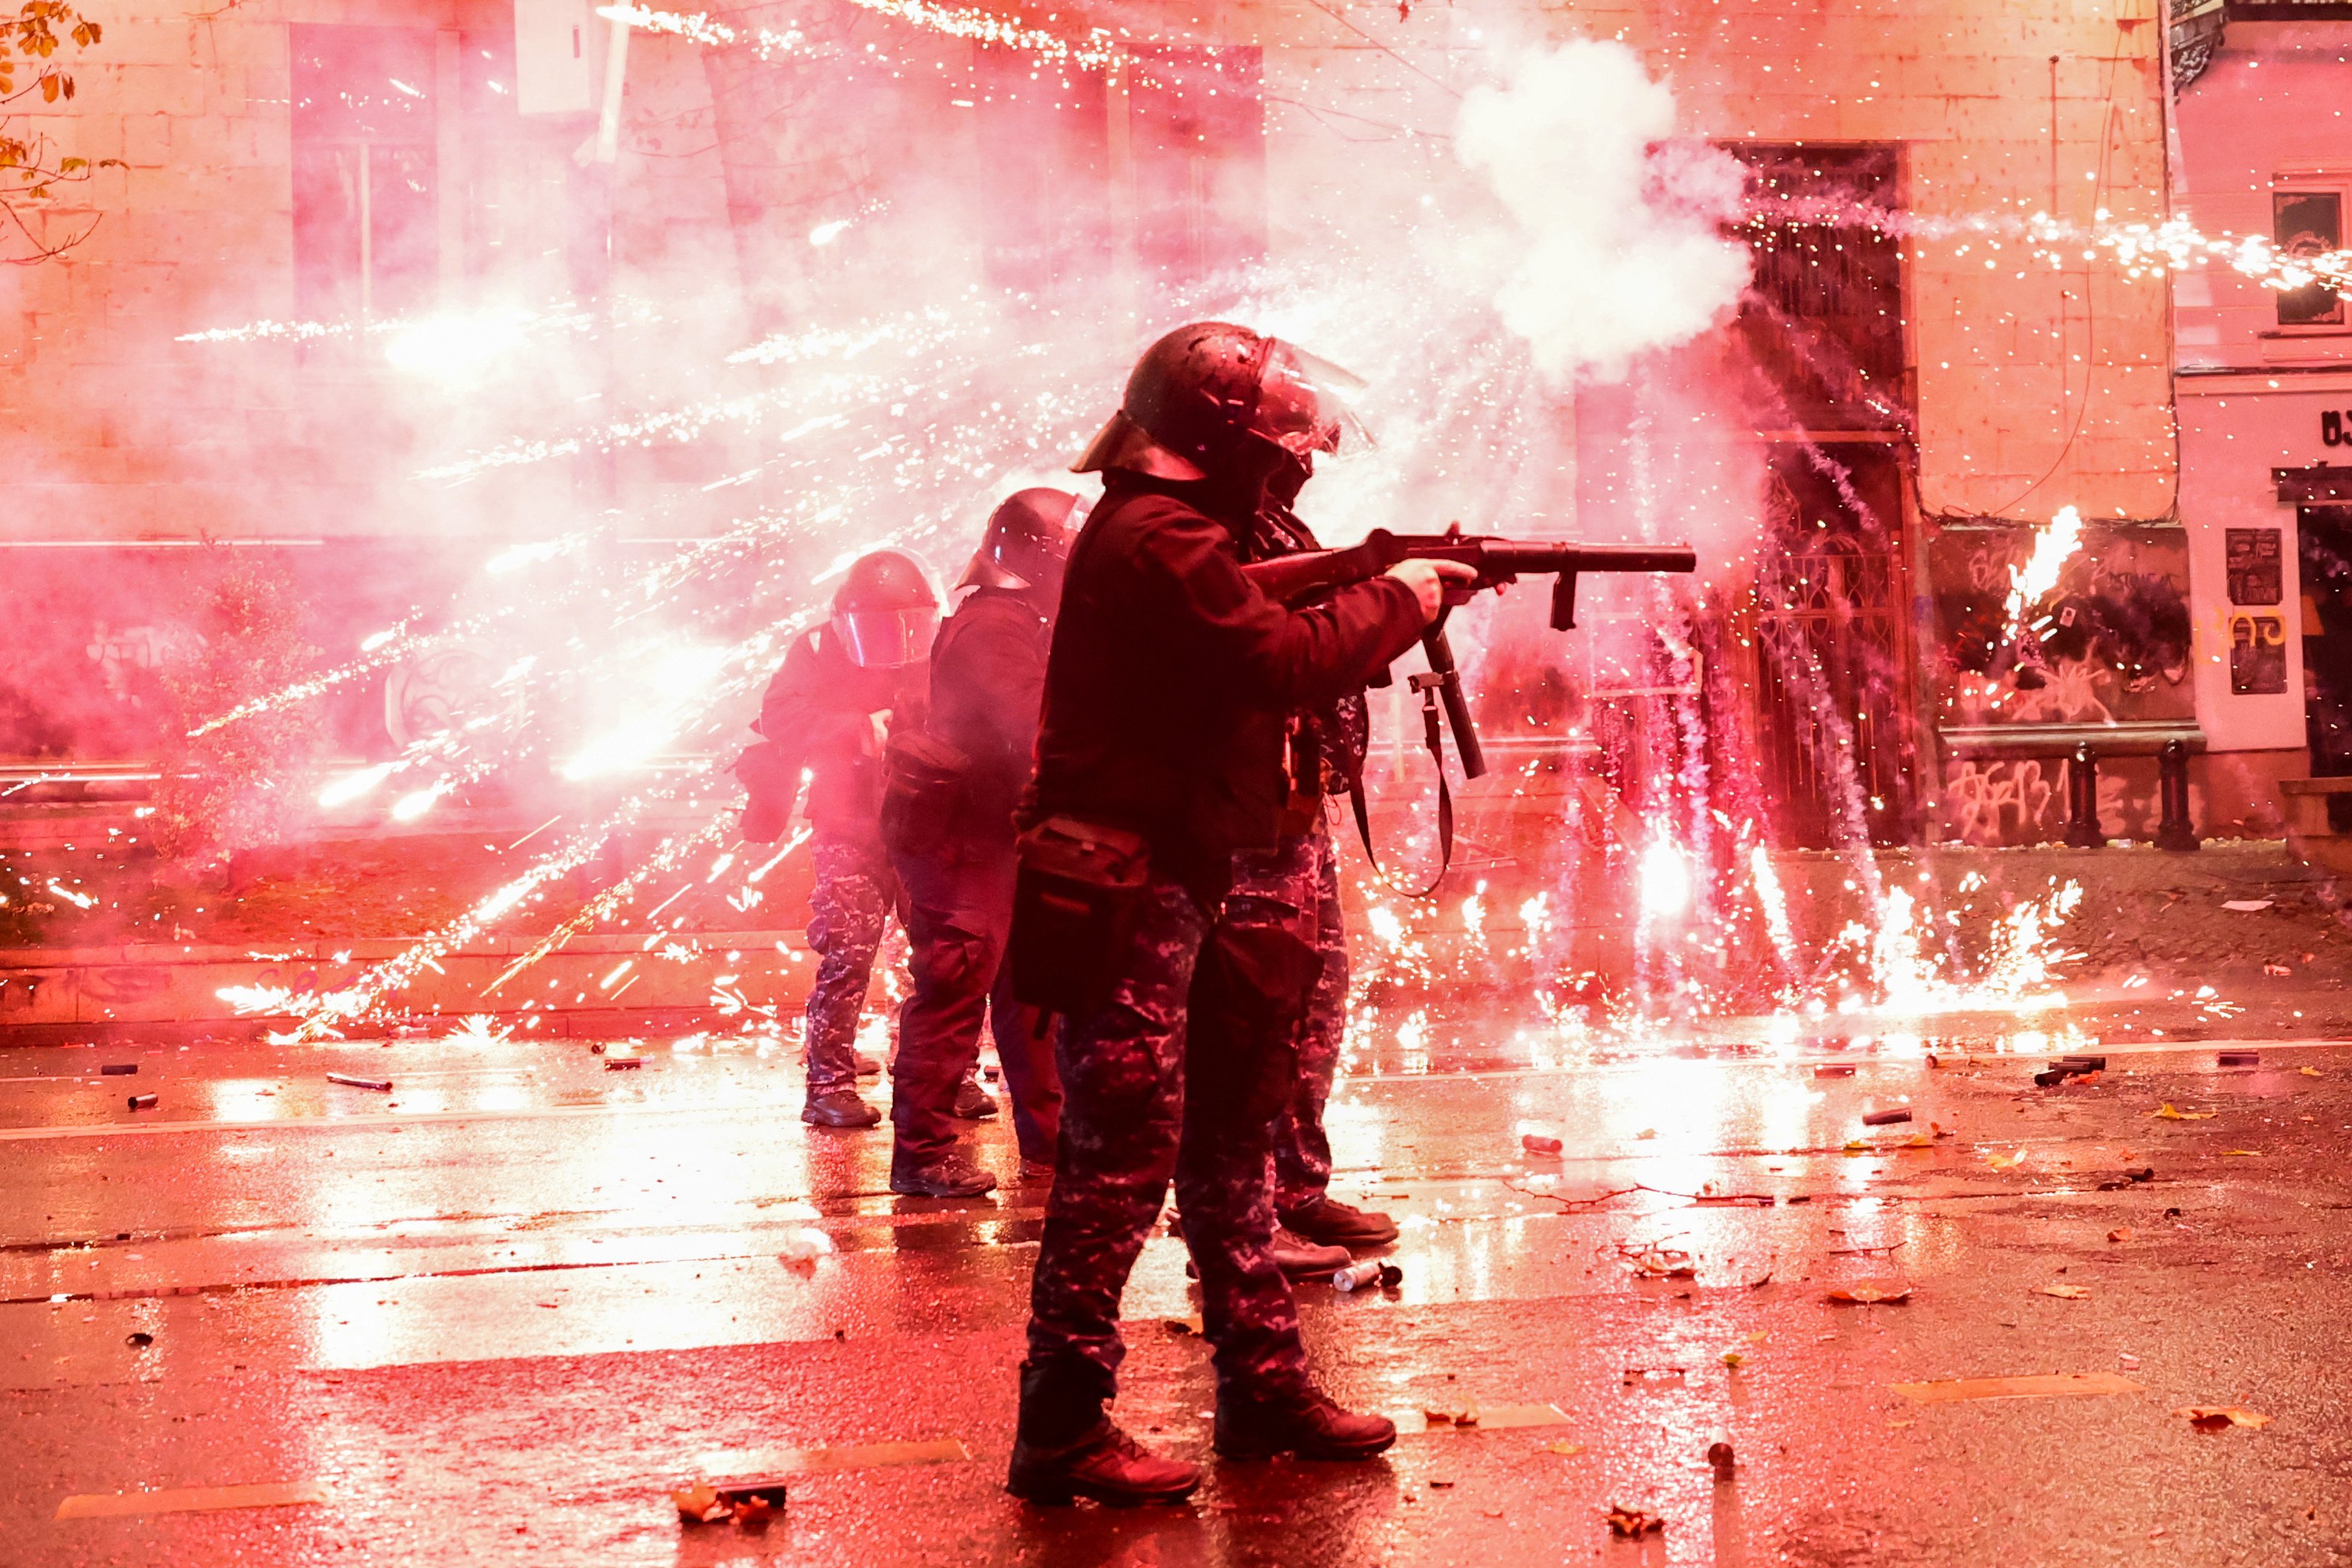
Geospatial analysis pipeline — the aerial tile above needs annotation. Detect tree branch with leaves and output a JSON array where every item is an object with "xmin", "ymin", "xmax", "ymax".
[{"xmin": 2, "ymin": 0, "xmax": 121, "ymax": 264}]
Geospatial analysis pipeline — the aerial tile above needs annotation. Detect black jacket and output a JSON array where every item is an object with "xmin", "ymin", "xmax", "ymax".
[
  {"xmin": 756, "ymin": 626, "xmax": 923, "ymax": 847},
  {"xmin": 927, "ymin": 587, "xmax": 1051, "ymax": 841},
  {"xmin": 1021, "ymin": 473, "xmax": 1424, "ymax": 902}
]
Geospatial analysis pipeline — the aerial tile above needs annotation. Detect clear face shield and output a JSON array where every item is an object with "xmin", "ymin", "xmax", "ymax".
[
  {"xmin": 1256, "ymin": 342, "xmax": 1373, "ymax": 467},
  {"xmin": 833, "ymin": 606, "xmax": 939, "ymax": 669}
]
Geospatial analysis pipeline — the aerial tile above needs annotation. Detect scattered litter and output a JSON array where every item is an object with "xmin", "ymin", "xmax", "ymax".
[
  {"xmin": 1521, "ymin": 1133, "xmax": 1564, "ymax": 1156},
  {"xmin": 1985, "ymin": 1149, "xmax": 2028, "ymax": 1170},
  {"xmin": 1606, "ymin": 1505, "xmax": 1665, "ymax": 1537},
  {"xmin": 2107, "ymin": 1228, "xmax": 2133, "ymax": 1243},
  {"xmin": 1545, "ymin": 1441, "xmax": 1584, "ymax": 1456},
  {"xmin": 99, "ymin": 1064, "xmax": 137, "ymax": 1077},
  {"xmin": 326, "ymin": 1074, "xmax": 392, "ymax": 1093},
  {"xmin": 2263, "ymin": 964, "xmax": 2292, "ymax": 977},
  {"xmin": 1333, "ymin": 1260, "xmax": 1403, "ymax": 1292},
  {"xmin": 604, "ymin": 1055, "xmax": 645, "ymax": 1071},
  {"xmin": 1813, "ymin": 1064, "xmax": 1855, "ymax": 1079},
  {"xmin": 2224, "ymin": 1148, "xmax": 2262, "ymax": 1157},
  {"xmin": 1720, "ymin": 1351, "xmax": 1747, "ymax": 1368},
  {"xmin": 2118, "ymin": 1354, "xmax": 2141, "ymax": 1371},
  {"xmin": 1861, "ymin": 1108, "xmax": 1912, "ymax": 1127},
  {"xmin": 2150, "ymin": 1103, "xmax": 2215, "ymax": 1120},
  {"xmin": 777, "ymin": 1228, "xmax": 835, "ymax": 1267},
  {"xmin": 2061, "ymin": 1055, "xmax": 2107, "ymax": 1072},
  {"xmin": 2218, "ymin": 1050, "xmax": 2259, "ymax": 1066},
  {"xmin": 2178, "ymin": 1406, "xmax": 2271, "ymax": 1432},
  {"xmin": 1620, "ymin": 1244, "xmax": 1695, "ymax": 1280},
  {"xmin": 1622, "ymin": 1367, "xmax": 1686, "ymax": 1387},
  {"xmin": 1825, "ymin": 1284, "xmax": 1911, "ymax": 1305},
  {"xmin": 1421, "ymin": 1407, "xmax": 1478, "ymax": 1426},
  {"xmin": 672, "ymin": 1485, "xmax": 730, "ymax": 1524},
  {"xmin": 1706, "ymin": 1428, "xmax": 1735, "ymax": 1474},
  {"xmin": 1162, "ymin": 1315, "xmax": 1203, "ymax": 1335},
  {"xmin": 2221, "ymin": 899, "xmax": 2273, "ymax": 912},
  {"xmin": 125, "ymin": 1332, "xmax": 153, "ymax": 1348},
  {"xmin": 1893, "ymin": 1372, "xmax": 2143, "ymax": 1402},
  {"xmin": 2037, "ymin": 1284, "xmax": 2090, "ymax": 1299},
  {"xmin": 2300, "ymin": 1066, "xmax": 2323, "ymax": 1077},
  {"xmin": 1427, "ymin": 1477, "xmax": 1455, "ymax": 1489},
  {"xmin": 1635, "ymin": 1127, "xmax": 1657, "ymax": 1140},
  {"xmin": 126, "ymin": 1094, "xmax": 158, "ymax": 1111}
]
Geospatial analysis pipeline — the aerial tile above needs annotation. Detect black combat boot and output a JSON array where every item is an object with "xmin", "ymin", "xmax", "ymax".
[
  {"xmin": 1214, "ymin": 1387, "xmax": 1397, "ymax": 1461},
  {"xmin": 952, "ymin": 1077, "xmax": 1000, "ymax": 1119},
  {"xmin": 801, "ymin": 1088, "xmax": 881, "ymax": 1128},
  {"xmin": 1278, "ymin": 1193, "xmax": 1400, "ymax": 1248},
  {"xmin": 889, "ymin": 1147, "xmax": 998, "ymax": 1198},
  {"xmin": 1006, "ymin": 1360, "xmax": 1201, "ymax": 1506}
]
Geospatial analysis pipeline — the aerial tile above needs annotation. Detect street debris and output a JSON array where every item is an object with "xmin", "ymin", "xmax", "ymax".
[
  {"xmin": 777, "ymin": 1228, "xmax": 835, "ymax": 1267},
  {"xmin": 2177, "ymin": 1406, "xmax": 2271, "ymax": 1431},
  {"xmin": 1825, "ymin": 1283, "xmax": 1911, "ymax": 1304},
  {"xmin": 125, "ymin": 1332, "xmax": 153, "ymax": 1347},
  {"xmin": 1521, "ymin": 1133, "xmax": 1564, "ymax": 1155},
  {"xmin": 2263, "ymin": 963, "xmax": 2292, "ymax": 976},
  {"xmin": 99, "ymin": 1064, "xmax": 136, "ymax": 1077},
  {"xmin": 671, "ymin": 1476, "xmax": 790, "ymax": 1526},
  {"xmin": 2221, "ymin": 899, "xmax": 2274, "ymax": 912},
  {"xmin": 1622, "ymin": 1367, "xmax": 1686, "ymax": 1387},
  {"xmin": 1861, "ymin": 1108, "xmax": 1912, "ymax": 1127},
  {"xmin": 603, "ymin": 1055, "xmax": 645, "ymax": 1071},
  {"xmin": 1618, "ymin": 1243, "xmax": 1695, "ymax": 1279},
  {"xmin": 1893, "ymin": 1372, "xmax": 2144, "ymax": 1402},
  {"xmin": 2095, "ymin": 1167, "xmax": 2157, "ymax": 1190},
  {"xmin": 1545, "ymin": 1440, "xmax": 1583, "ymax": 1456},
  {"xmin": 2118, "ymin": 1354, "xmax": 2141, "ymax": 1371},
  {"xmin": 2036, "ymin": 1283, "xmax": 2090, "ymax": 1299},
  {"xmin": 1813, "ymin": 1064, "xmax": 1855, "ymax": 1079},
  {"xmin": 1606, "ymin": 1505, "xmax": 1665, "ymax": 1537},
  {"xmin": 326, "ymin": 1074, "xmax": 392, "ymax": 1092},
  {"xmin": 1986, "ymin": 1149, "xmax": 2028, "ymax": 1169},
  {"xmin": 2107, "ymin": 1228, "xmax": 2133, "ymax": 1242},
  {"xmin": 1161, "ymin": 1315, "xmax": 1203, "ymax": 1335},
  {"xmin": 1333, "ymin": 1259, "xmax": 1403, "ymax": 1291},
  {"xmin": 1706, "ymin": 1428, "xmax": 1736, "ymax": 1474},
  {"xmin": 1720, "ymin": 1350, "xmax": 1747, "ymax": 1368},
  {"xmin": 2301, "ymin": 1066, "xmax": 2323, "ymax": 1077},
  {"xmin": 126, "ymin": 1094, "xmax": 157, "ymax": 1111},
  {"xmin": 2150, "ymin": 1103, "xmax": 2214, "ymax": 1120},
  {"xmin": 2218, "ymin": 1050, "xmax": 2259, "ymax": 1066},
  {"xmin": 1421, "ymin": 1407, "xmax": 1479, "ymax": 1426}
]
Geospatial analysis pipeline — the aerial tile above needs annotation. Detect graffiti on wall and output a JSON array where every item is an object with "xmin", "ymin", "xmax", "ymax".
[{"xmin": 1930, "ymin": 523, "xmax": 2194, "ymax": 729}]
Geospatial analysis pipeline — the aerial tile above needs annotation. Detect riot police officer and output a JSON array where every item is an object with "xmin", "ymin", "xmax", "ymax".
[
  {"xmin": 1005, "ymin": 323, "xmax": 1472, "ymax": 1505},
  {"xmin": 749, "ymin": 550, "xmax": 937, "ymax": 1129},
  {"xmin": 883, "ymin": 490, "xmax": 1078, "ymax": 1197}
]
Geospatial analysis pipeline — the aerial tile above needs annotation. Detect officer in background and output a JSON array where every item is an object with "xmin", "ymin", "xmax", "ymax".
[
  {"xmin": 1233, "ymin": 486, "xmax": 1400, "ymax": 1253},
  {"xmin": 1005, "ymin": 323, "xmax": 1472, "ymax": 1506},
  {"xmin": 746, "ymin": 550, "xmax": 936, "ymax": 1130},
  {"xmin": 882, "ymin": 490, "xmax": 1077, "ymax": 1198}
]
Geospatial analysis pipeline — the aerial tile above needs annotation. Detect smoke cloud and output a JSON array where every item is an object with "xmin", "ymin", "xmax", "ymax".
[{"xmin": 1454, "ymin": 39, "xmax": 1751, "ymax": 386}]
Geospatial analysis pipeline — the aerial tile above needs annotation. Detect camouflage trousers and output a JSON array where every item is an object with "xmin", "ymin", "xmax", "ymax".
[
  {"xmin": 804, "ymin": 835, "xmax": 896, "ymax": 1093},
  {"xmin": 1229, "ymin": 821, "xmax": 1350, "ymax": 1215},
  {"xmin": 1025, "ymin": 876, "xmax": 1315, "ymax": 1405}
]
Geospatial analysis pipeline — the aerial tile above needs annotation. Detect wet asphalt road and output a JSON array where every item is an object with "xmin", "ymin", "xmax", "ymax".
[{"xmin": 3, "ymin": 1010, "xmax": 2351, "ymax": 1566}]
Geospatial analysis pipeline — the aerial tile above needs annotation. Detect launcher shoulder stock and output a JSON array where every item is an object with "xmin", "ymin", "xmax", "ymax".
[{"xmin": 1238, "ymin": 534, "xmax": 1402, "ymax": 604}]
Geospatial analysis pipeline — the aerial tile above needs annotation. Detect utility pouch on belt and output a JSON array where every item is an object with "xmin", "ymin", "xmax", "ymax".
[
  {"xmin": 880, "ymin": 732, "xmax": 970, "ymax": 860},
  {"xmin": 1010, "ymin": 815, "xmax": 1151, "ymax": 1013}
]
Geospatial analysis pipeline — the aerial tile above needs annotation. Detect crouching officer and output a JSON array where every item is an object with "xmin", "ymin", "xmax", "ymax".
[
  {"xmin": 745, "ymin": 550, "xmax": 937, "ymax": 1129},
  {"xmin": 881, "ymin": 490, "xmax": 1078, "ymax": 1197},
  {"xmin": 1004, "ymin": 322, "xmax": 1474, "ymax": 1506}
]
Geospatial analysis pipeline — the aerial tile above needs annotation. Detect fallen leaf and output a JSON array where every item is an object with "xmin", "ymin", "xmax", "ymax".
[
  {"xmin": 1745, "ymin": 1331, "xmax": 1771, "ymax": 1343},
  {"xmin": 671, "ymin": 1485, "xmax": 730, "ymax": 1524},
  {"xmin": 2150, "ymin": 1103, "xmax": 2216, "ymax": 1121},
  {"xmin": 1545, "ymin": 1441, "xmax": 1584, "ymax": 1456},
  {"xmin": 2107, "ymin": 1228, "xmax": 2133, "ymax": 1243},
  {"xmin": 2177, "ymin": 1405, "xmax": 2271, "ymax": 1431},
  {"xmin": 1606, "ymin": 1505, "xmax": 1665, "ymax": 1537},
  {"xmin": 2038, "ymin": 1283, "xmax": 2090, "ymax": 1299},
  {"xmin": 1826, "ymin": 1283, "xmax": 1911, "ymax": 1304}
]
